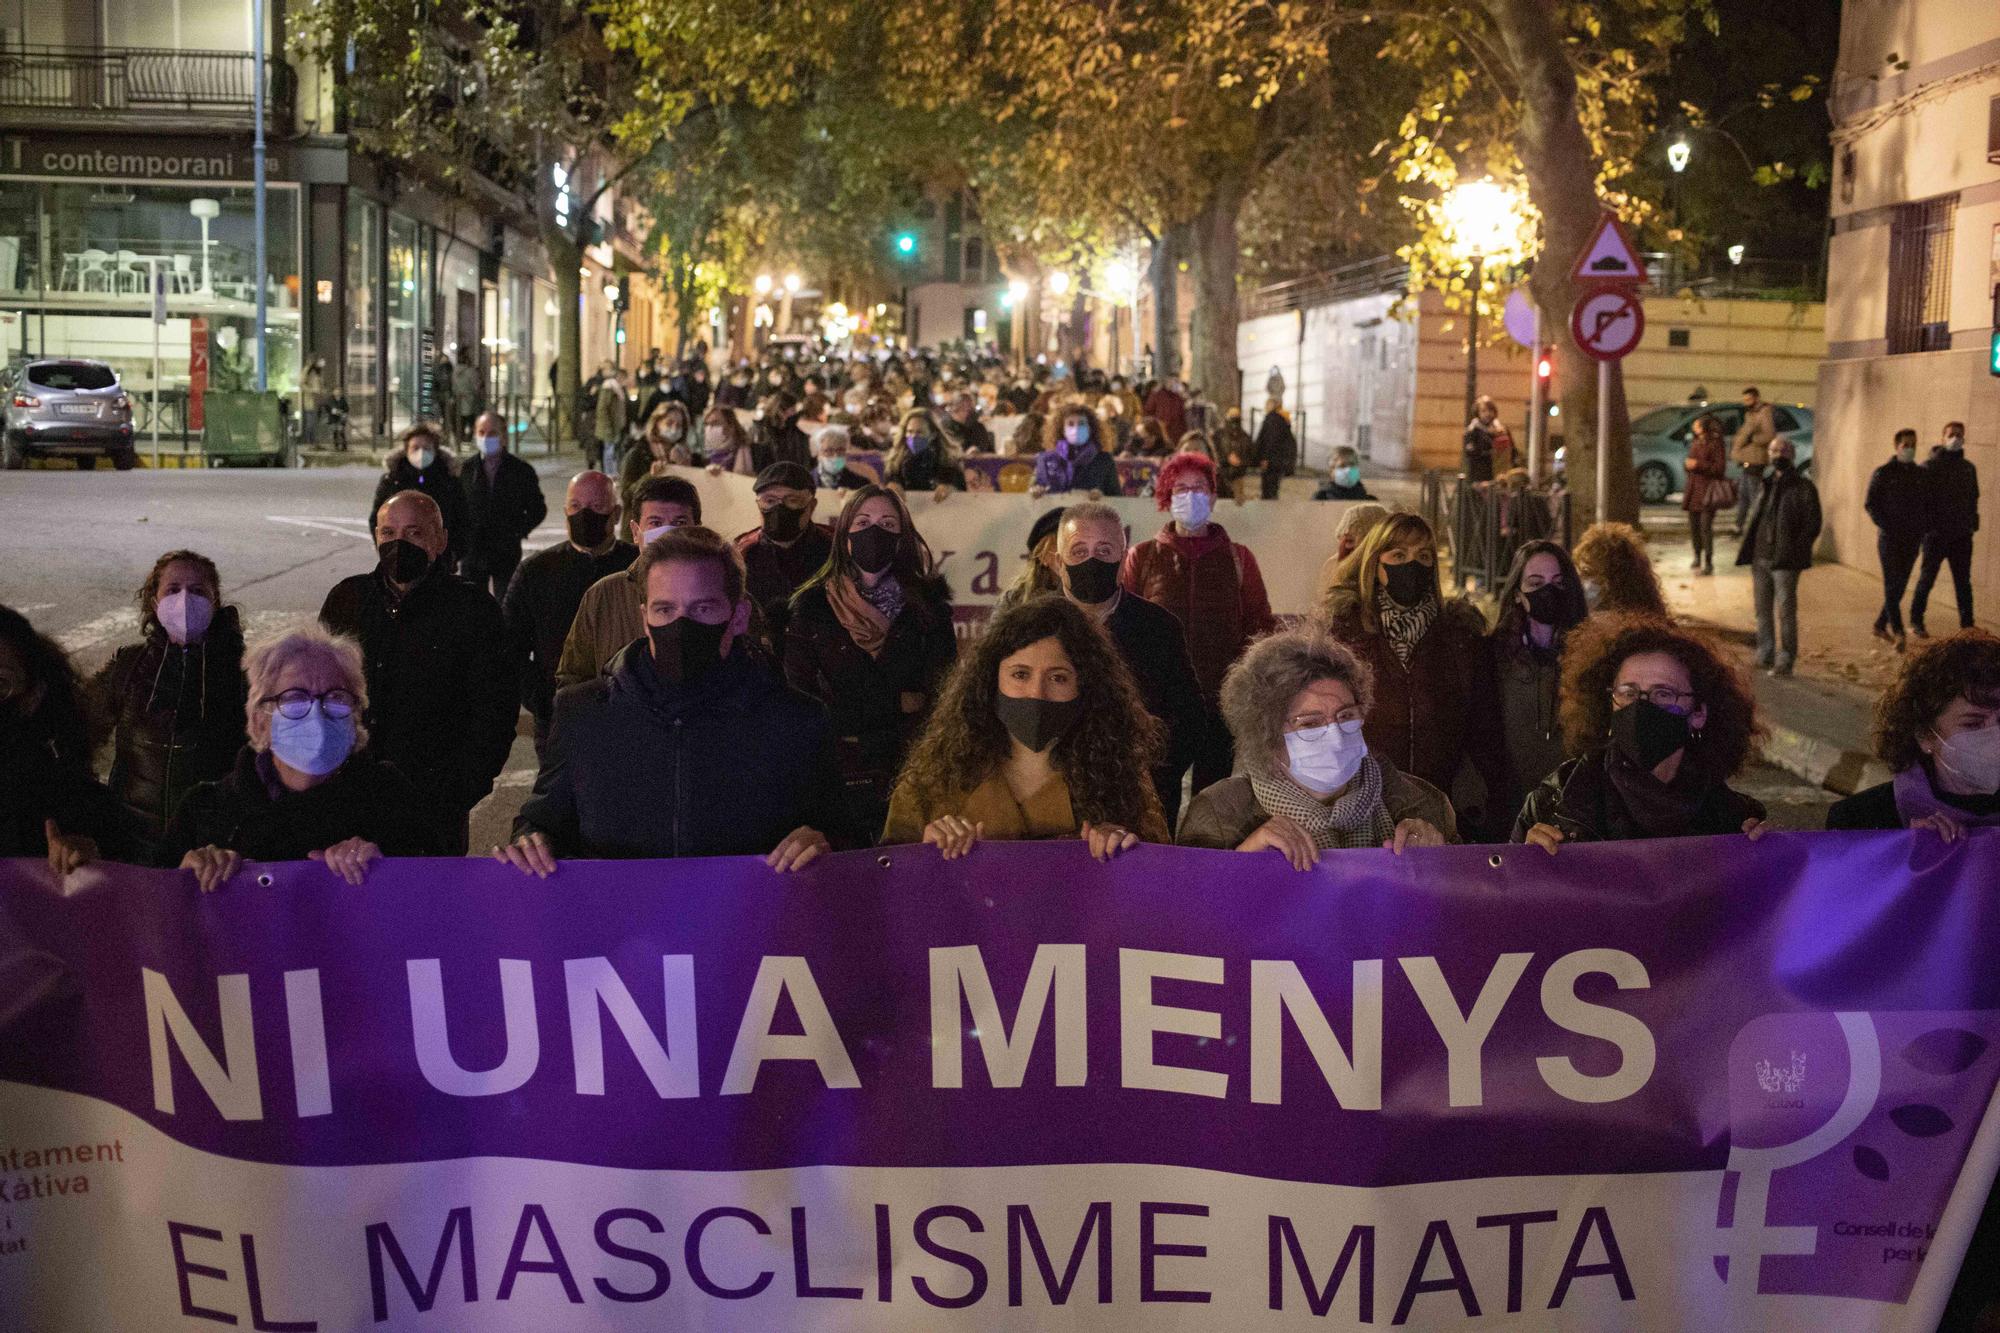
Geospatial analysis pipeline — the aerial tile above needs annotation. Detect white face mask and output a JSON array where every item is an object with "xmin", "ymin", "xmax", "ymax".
[
  {"xmin": 639, "ymin": 521, "xmax": 680, "ymax": 545},
  {"xmin": 1934, "ymin": 726, "xmax": 2000, "ymax": 795},
  {"xmin": 1285, "ymin": 718, "xmax": 1368, "ymax": 795},
  {"xmin": 1946, "ymin": 435, "xmax": 1965, "ymax": 452},
  {"xmin": 705, "ymin": 426, "xmax": 729, "ymax": 449},
  {"xmin": 409, "ymin": 447, "xmax": 436, "ymax": 470},
  {"xmin": 476, "ymin": 434, "xmax": 503, "ymax": 457},
  {"xmin": 1581, "ymin": 578, "xmax": 1603, "ymax": 611},
  {"xmin": 1170, "ymin": 489, "xmax": 1212, "ymax": 529},
  {"xmin": 157, "ymin": 590, "xmax": 214, "ymax": 646}
]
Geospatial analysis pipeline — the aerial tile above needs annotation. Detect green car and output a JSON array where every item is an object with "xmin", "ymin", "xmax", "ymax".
[{"xmin": 1629, "ymin": 402, "xmax": 1816, "ymax": 505}]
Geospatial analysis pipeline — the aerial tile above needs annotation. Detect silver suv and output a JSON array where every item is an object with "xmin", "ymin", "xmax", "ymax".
[{"xmin": 3, "ymin": 358, "xmax": 137, "ymax": 470}]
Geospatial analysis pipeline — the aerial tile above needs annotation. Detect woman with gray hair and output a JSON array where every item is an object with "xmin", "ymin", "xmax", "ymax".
[
  {"xmin": 1177, "ymin": 625, "xmax": 1454, "ymax": 868},
  {"xmin": 164, "ymin": 629, "xmax": 442, "ymax": 890}
]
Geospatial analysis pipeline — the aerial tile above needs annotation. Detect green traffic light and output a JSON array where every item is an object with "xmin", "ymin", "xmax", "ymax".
[
  {"xmin": 896, "ymin": 233, "xmax": 917, "ymax": 256},
  {"xmin": 1990, "ymin": 330, "xmax": 2000, "ymax": 377}
]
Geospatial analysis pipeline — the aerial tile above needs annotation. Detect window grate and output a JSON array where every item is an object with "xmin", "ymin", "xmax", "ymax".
[{"xmin": 1886, "ymin": 194, "xmax": 1957, "ymax": 355}]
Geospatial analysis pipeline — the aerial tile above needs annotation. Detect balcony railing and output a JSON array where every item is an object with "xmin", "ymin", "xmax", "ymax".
[{"xmin": 0, "ymin": 45, "xmax": 293, "ymax": 122}]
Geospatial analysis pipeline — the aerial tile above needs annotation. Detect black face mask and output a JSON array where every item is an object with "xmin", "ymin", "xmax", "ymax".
[
  {"xmin": 1381, "ymin": 561, "xmax": 1432, "ymax": 608},
  {"xmin": 994, "ymin": 694, "xmax": 1083, "ymax": 753},
  {"xmin": 648, "ymin": 615, "xmax": 729, "ymax": 689},
  {"xmin": 847, "ymin": 523, "xmax": 900, "ymax": 575},
  {"xmin": 1609, "ymin": 698, "xmax": 1692, "ymax": 772},
  {"xmin": 1770, "ymin": 456, "xmax": 1794, "ymax": 473},
  {"xmin": 761, "ymin": 504, "xmax": 805, "ymax": 541},
  {"xmin": 1065, "ymin": 556, "xmax": 1121, "ymax": 604},
  {"xmin": 1522, "ymin": 582, "xmax": 1570, "ymax": 627},
  {"xmin": 377, "ymin": 539, "xmax": 431, "ymax": 585},
  {"xmin": 567, "ymin": 508, "xmax": 612, "ymax": 549}
]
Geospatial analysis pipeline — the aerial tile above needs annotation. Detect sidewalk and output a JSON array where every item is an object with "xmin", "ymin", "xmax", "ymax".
[{"xmin": 1638, "ymin": 513, "xmax": 2000, "ymax": 796}]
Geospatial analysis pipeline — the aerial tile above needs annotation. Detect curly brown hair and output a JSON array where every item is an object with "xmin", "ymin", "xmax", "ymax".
[
  {"xmin": 1571, "ymin": 522, "xmax": 1668, "ymax": 617},
  {"xmin": 896, "ymin": 596, "xmax": 1163, "ymax": 829},
  {"xmin": 1871, "ymin": 630, "xmax": 2000, "ymax": 772},
  {"xmin": 136, "ymin": 549, "xmax": 223, "ymax": 634},
  {"xmin": 1557, "ymin": 614, "xmax": 1762, "ymax": 776}
]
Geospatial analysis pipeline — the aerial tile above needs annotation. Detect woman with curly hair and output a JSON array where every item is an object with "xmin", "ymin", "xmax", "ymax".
[
  {"xmin": 1030, "ymin": 402, "xmax": 1121, "ymax": 496},
  {"xmin": 1827, "ymin": 630, "xmax": 2000, "ymax": 840},
  {"xmin": 1513, "ymin": 614, "xmax": 1766, "ymax": 850},
  {"xmin": 1179, "ymin": 625, "xmax": 1455, "ymax": 867},
  {"xmin": 1570, "ymin": 521, "xmax": 1669, "ymax": 617},
  {"xmin": 882, "ymin": 595, "xmax": 1168, "ymax": 860},
  {"xmin": 883, "ymin": 407, "xmax": 967, "ymax": 500}
]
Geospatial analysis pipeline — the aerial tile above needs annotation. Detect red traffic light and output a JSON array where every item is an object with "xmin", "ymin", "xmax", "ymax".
[{"xmin": 1536, "ymin": 353, "xmax": 1554, "ymax": 380}]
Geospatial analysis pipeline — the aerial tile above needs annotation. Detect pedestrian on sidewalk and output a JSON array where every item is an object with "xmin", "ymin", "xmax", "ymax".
[
  {"xmin": 1461, "ymin": 395, "xmax": 1511, "ymax": 484},
  {"xmin": 1735, "ymin": 437, "xmax": 1821, "ymax": 678},
  {"xmin": 1681, "ymin": 412, "xmax": 1732, "ymax": 576},
  {"xmin": 1729, "ymin": 386, "xmax": 1778, "ymax": 536},
  {"xmin": 1910, "ymin": 420, "xmax": 1978, "ymax": 639},
  {"xmin": 1826, "ymin": 629, "xmax": 2000, "ymax": 838},
  {"xmin": 1864, "ymin": 428, "xmax": 1929, "ymax": 651},
  {"xmin": 1252, "ymin": 399, "xmax": 1297, "ymax": 500}
]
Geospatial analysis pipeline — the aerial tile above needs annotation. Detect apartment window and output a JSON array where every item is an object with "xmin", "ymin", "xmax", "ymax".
[
  {"xmin": 963, "ymin": 236, "xmax": 985, "ymax": 283},
  {"xmin": 1886, "ymin": 194, "xmax": 1956, "ymax": 354},
  {"xmin": 1668, "ymin": 328, "xmax": 1690, "ymax": 347}
]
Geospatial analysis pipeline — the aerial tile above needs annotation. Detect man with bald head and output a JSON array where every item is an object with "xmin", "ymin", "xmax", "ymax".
[
  {"xmin": 459, "ymin": 410, "xmax": 548, "ymax": 599},
  {"xmin": 320, "ymin": 489, "xmax": 519, "ymax": 852},
  {"xmin": 503, "ymin": 471, "xmax": 637, "ymax": 758}
]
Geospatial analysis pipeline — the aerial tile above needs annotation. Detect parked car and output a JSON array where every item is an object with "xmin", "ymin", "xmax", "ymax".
[
  {"xmin": 3, "ymin": 358, "xmax": 137, "ymax": 470},
  {"xmin": 1629, "ymin": 401, "xmax": 1815, "ymax": 504}
]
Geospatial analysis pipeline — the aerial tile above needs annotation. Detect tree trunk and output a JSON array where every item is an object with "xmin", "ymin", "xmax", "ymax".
[
  {"xmin": 1187, "ymin": 174, "xmax": 1251, "ymax": 411},
  {"xmin": 1147, "ymin": 225, "xmax": 1183, "ymax": 379},
  {"xmin": 1484, "ymin": 0, "xmax": 1638, "ymax": 523},
  {"xmin": 544, "ymin": 222, "xmax": 582, "ymax": 455}
]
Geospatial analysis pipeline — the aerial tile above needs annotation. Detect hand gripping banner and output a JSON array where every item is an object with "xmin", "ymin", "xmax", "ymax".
[{"xmin": 2, "ymin": 832, "xmax": 1998, "ymax": 1329}]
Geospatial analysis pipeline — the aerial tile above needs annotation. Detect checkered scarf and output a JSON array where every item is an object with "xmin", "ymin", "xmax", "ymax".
[{"xmin": 1249, "ymin": 756, "xmax": 1395, "ymax": 850}]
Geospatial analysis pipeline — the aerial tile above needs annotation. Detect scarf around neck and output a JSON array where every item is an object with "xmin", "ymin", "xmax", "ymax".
[
  {"xmin": 1892, "ymin": 764, "xmax": 2000, "ymax": 828},
  {"xmin": 1603, "ymin": 749, "xmax": 1710, "ymax": 837},
  {"xmin": 1250, "ymin": 755, "xmax": 1395, "ymax": 850},
  {"xmin": 827, "ymin": 573, "xmax": 900, "ymax": 658},
  {"xmin": 1376, "ymin": 592, "xmax": 1438, "ymax": 666}
]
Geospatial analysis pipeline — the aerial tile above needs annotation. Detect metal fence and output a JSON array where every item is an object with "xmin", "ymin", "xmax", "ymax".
[
  {"xmin": 0, "ymin": 46, "xmax": 291, "ymax": 120},
  {"xmin": 1423, "ymin": 469, "xmax": 1572, "ymax": 592}
]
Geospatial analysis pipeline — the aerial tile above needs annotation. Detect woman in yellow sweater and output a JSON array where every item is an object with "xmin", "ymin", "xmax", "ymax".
[{"xmin": 883, "ymin": 595, "xmax": 1169, "ymax": 859}]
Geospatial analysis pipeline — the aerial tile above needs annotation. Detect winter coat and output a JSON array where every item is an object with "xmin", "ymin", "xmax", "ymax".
[
  {"xmin": 1681, "ymin": 431, "xmax": 1732, "ymax": 513},
  {"xmin": 1473, "ymin": 628, "xmax": 1569, "ymax": 842},
  {"xmin": 1103, "ymin": 592, "xmax": 1204, "ymax": 789},
  {"xmin": 1462, "ymin": 420, "xmax": 1511, "ymax": 482},
  {"xmin": 1864, "ymin": 457, "xmax": 1930, "ymax": 537},
  {"xmin": 886, "ymin": 447, "xmax": 967, "ymax": 493},
  {"xmin": 163, "ymin": 747, "xmax": 444, "ymax": 862},
  {"xmin": 735, "ymin": 524, "xmax": 835, "ymax": 658},
  {"xmin": 1510, "ymin": 747, "xmax": 1765, "ymax": 844},
  {"xmin": 0, "ymin": 730, "xmax": 126, "ymax": 861},
  {"xmin": 459, "ymin": 450, "xmax": 547, "ymax": 573},
  {"xmin": 1121, "ymin": 523, "xmax": 1276, "ymax": 697},
  {"xmin": 85, "ymin": 610, "xmax": 249, "ymax": 854},
  {"xmin": 1031, "ymin": 446, "xmax": 1122, "ymax": 495},
  {"xmin": 1923, "ymin": 449, "xmax": 1981, "ymax": 538},
  {"xmin": 1735, "ymin": 464, "xmax": 1821, "ymax": 571},
  {"xmin": 1322, "ymin": 586, "xmax": 1488, "ymax": 794},
  {"xmin": 1253, "ymin": 412, "xmax": 1297, "ymax": 475},
  {"xmin": 554, "ymin": 560, "xmax": 645, "ymax": 693},
  {"xmin": 1176, "ymin": 758, "xmax": 1457, "ymax": 849},
  {"xmin": 783, "ymin": 578, "xmax": 958, "ymax": 821},
  {"xmin": 1313, "ymin": 479, "xmax": 1376, "ymax": 501},
  {"xmin": 318, "ymin": 565, "xmax": 519, "ymax": 821},
  {"xmin": 503, "ymin": 539, "xmax": 638, "ymax": 727},
  {"xmin": 943, "ymin": 417, "xmax": 995, "ymax": 456},
  {"xmin": 370, "ymin": 452, "xmax": 469, "ymax": 560},
  {"xmin": 515, "ymin": 644, "xmax": 854, "ymax": 857},
  {"xmin": 1144, "ymin": 387, "xmax": 1188, "ymax": 444},
  {"xmin": 1731, "ymin": 402, "xmax": 1778, "ymax": 468},
  {"xmin": 593, "ymin": 382, "xmax": 629, "ymax": 443},
  {"xmin": 758, "ymin": 416, "xmax": 813, "ymax": 470}
]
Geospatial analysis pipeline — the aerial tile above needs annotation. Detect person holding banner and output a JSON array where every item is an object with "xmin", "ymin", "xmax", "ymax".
[
  {"xmin": 1179, "ymin": 625, "xmax": 1454, "ymax": 866},
  {"xmin": 785, "ymin": 486, "xmax": 958, "ymax": 839},
  {"xmin": 1472, "ymin": 540, "xmax": 1590, "ymax": 842},
  {"xmin": 883, "ymin": 409, "xmax": 966, "ymax": 500},
  {"xmin": 883, "ymin": 596, "xmax": 1168, "ymax": 858},
  {"xmin": 700, "ymin": 404, "xmax": 757, "ymax": 476},
  {"xmin": 1514, "ymin": 615, "xmax": 1766, "ymax": 850},
  {"xmin": 501, "ymin": 527, "xmax": 849, "ymax": 874},
  {"xmin": 0, "ymin": 605, "xmax": 122, "ymax": 874},
  {"xmin": 1321, "ymin": 512, "xmax": 1485, "ymax": 797},
  {"xmin": 167, "ymin": 630, "xmax": 443, "ymax": 890},
  {"xmin": 1827, "ymin": 630, "xmax": 2000, "ymax": 838}
]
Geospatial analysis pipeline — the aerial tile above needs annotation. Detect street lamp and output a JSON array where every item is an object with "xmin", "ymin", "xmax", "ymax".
[
  {"xmin": 754, "ymin": 273, "xmax": 773, "ymax": 296},
  {"xmin": 188, "ymin": 197, "xmax": 219, "ymax": 294},
  {"xmin": 783, "ymin": 272, "xmax": 801, "ymax": 294},
  {"xmin": 1047, "ymin": 271, "xmax": 1071, "ymax": 296},
  {"xmin": 1667, "ymin": 139, "xmax": 1691, "ymax": 174},
  {"xmin": 1728, "ymin": 244, "xmax": 1746, "ymax": 266},
  {"xmin": 1439, "ymin": 178, "xmax": 1526, "ymax": 430}
]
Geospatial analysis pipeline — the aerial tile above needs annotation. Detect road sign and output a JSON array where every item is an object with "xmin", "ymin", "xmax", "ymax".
[
  {"xmin": 1570, "ymin": 288, "xmax": 1645, "ymax": 362},
  {"xmin": 1571, "ymin": 213, "xmax": 1646, "ymax": 284}
]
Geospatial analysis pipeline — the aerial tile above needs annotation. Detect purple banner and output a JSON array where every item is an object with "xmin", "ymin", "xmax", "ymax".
[{"xmin": 3, "ymin": 834, "xmax": 1998, "ymax": 1328}]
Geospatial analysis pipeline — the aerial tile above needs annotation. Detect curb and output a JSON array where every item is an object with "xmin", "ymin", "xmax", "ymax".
[{"xmin": 1757, "ymin": 722, "xmax": 1893, "ymax": 798}]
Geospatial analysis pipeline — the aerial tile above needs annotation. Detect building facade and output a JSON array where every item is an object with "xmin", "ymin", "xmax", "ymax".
[{"xmin": 1818, "ymin": 1, "xmax": 2000, "ymax": 612}]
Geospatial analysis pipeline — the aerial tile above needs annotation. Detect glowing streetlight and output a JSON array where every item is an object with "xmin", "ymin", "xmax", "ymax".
[
  {"xmin": 1046, "ymin": 271, "xmax": 1071, "ymax": 297},
  {"xmin": 602, "ymin": 282, "xmax": 620, "ymax": 304},
  {"xmin": 753, "ymin": 273, "xmax": 773, "ymax": 296},
  {"xmin": 1103, "ymin": 257, "xmax": 1139, "ymax": 304},
  {"xmin": 1667, "ymin": 139, "xmax": 1691, "ymax": 174},
  {"xmin": 783, "ymin": 272, "xmax": 801, "ymax": 294},
  {"xmin": 1728, "ymin": 244, "xmax": 1746, "ymax": 266},
  {"xmin": 1439, "ymin": 178, "xmax": 1527, "ymax": 427}
]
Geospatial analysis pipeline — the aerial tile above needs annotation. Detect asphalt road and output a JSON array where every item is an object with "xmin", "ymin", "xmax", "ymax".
[{"xmin": 0, "ymin": 461, "xmax": 1836, "ymax": 860}]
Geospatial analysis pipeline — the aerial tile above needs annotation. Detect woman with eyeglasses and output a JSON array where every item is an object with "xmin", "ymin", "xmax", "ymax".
[
  {"xmin": 1178, "ymin": 626, "xmax": 1454, "ymax": 867},
  {"xmin": 165, "ymin": 630, "xmax": 443, "ymax": 890},
  {"xmin": 1514, "ymin": 615, "xmax": 1766, "ymax": 850},
  {"xmin": 1827, "ymin": 630, "xmax": 2000, "ymax": 840}
]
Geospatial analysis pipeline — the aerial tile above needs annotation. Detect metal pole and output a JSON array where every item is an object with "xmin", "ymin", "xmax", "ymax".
[
  {"xmin": 252, "ymin": 0, "xmax": 268, "ymax": 392},
  {"xmin": 1596, "ymin": 359, "xmax": 1611, "ymax": 523},
  {"xmin": 150, "ymin": 258, "xmax": 161, "ymax": 469},
  {"xmin": 1463, "ymin": 253, "xmax": 1482, "ymax": 426},
  {"xmin": 1527, "ymin": 303, "xmax": 1544, "ymax": 480}
]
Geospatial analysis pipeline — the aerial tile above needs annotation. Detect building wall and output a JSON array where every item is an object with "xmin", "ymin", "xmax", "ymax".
[{"xmin": 1818, "ymin": 0, "xmax": 2000, "ymax": 618}]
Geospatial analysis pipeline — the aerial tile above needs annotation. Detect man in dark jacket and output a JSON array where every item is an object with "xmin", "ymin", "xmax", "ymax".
[
  {"xmin": 320, "ymin": 490, "xmax": 520, "ymax": 853},
  {"xmin": 1735, "ymin": 437, "xmax": 1821, "ymax": 677},
  {"xmin": 499, "ymin": 527, "xmax": 849, "ymax": 871},
  {"xmin": 735, "ymin": 462, "xmax": 833, "ymax": 659},
  {"xmin": 1251, "ymin": 401, "xmax": 1298, "ymax": 499},
  {"xmin": 1911, "ymin": 420, "xmax": 1979, "ymax": 638},
  {"xmin": 460, "ymin": 412, "xmax": 549, "ymax": 600},
  {"xmin": 1864, "ymin": 428, "xmax": 1929, "ymax": 649},
  {"xmin": 1055, "ymin": 503, "xmax": 1203, "ymax": 827},
  {"xmin": 503, "ymin": 471, "xmax": 636, "ymax": 759}
]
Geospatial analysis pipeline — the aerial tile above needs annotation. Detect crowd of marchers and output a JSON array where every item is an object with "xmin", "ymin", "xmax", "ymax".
[{"xmin": 5, "ymin": 374, "xmax": 1997, "ymax": 889}]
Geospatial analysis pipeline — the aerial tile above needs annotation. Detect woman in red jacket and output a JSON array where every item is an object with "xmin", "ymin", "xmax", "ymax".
[{"xmin": 1120, "ymin": 451, "xmax": 1275, "ymax": 792}]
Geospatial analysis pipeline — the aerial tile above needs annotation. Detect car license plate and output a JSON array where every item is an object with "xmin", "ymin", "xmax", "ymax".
[{"xmin": 58, "ymin": 403, "xmax": 97, "ymax": 418}]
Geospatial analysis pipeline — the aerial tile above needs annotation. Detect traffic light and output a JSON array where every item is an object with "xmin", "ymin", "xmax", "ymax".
[
  {"xmin": 1990, "ymin": 284, "xmax": 1999, "ymax": 377},
  {"xmin": 1536, "ymin": 350, "xmax": 1554, "ymax": 383},
  {"xmin": 894, "ymin": 231, "xmax": 918, "ymax": 258}
]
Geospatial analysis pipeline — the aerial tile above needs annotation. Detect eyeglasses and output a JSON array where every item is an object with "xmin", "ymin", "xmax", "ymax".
[
  {"xmin": 1285, "ymin": 709, "xmax": 1365, "ymax": 733},
  {"xmin": 757, "ymin": 493, "xmax": 812, "ymax": 511},
  {"xmin": 1609, "ymin": 684, "xmax": 1695, "ymax": 713},
  {"xmin": 262, "ymin": 688, "xmax": 358, "ymax": 721}
]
